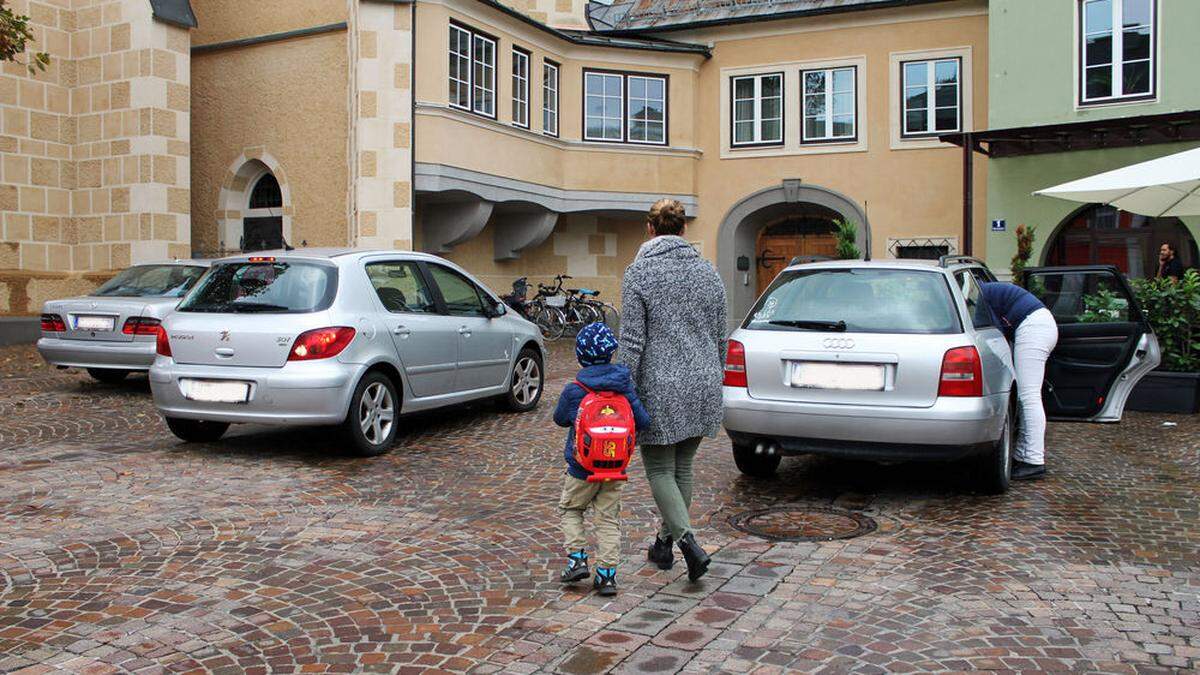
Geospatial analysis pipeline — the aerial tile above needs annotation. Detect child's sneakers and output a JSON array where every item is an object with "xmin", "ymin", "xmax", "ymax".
[
  {"xmin": 560, "ymin": 550, "xmax": 589, "ymax": 583},
  {"xmin": 593, "ymin": 567, "xmax": 618, "ymax": 596}
]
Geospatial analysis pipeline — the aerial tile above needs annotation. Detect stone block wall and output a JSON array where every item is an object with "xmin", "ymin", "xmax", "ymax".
[
  {"xmin": 0, "ymin": 0, "xmax": 191, "ymax": 314},
  {"xmin": 353, "ymin": 1, "xmax": 413, "ymax": 251},
  {"xmin": 498, "ymin": 0, "xmax": 589, "ymax": 29}
]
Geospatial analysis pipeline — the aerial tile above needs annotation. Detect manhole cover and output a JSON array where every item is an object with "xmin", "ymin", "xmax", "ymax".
[{"xmin": 728, "ymin": 506, "xmax": 877, "ymax": 542}]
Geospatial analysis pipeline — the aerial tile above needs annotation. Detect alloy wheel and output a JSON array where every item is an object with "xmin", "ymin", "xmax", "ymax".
[
  {"xmin": 358, "ymin": 381, "xmax": 395, "ymax": 445},
  {"xmin": 512, "ymin": 356, "xmax": 542, "ymax": 406}
]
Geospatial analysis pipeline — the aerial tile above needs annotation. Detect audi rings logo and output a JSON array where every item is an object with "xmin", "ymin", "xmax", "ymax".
[{"xmin": 823, "ymin": 338, "xmax": 855, "ymax": 350}]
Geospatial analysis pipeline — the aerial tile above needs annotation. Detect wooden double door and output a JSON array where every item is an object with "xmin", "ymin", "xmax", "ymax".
[{"xmin": 755, "ymin": 218, "xmax": 838, "ymax": 295}]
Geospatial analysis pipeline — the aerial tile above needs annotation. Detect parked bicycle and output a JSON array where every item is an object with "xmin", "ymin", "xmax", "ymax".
[{"xmin": 502, "ymin": 276, "xmax": 567, "ymax": 341}]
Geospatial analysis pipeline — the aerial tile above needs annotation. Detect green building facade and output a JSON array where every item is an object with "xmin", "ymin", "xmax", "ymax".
[{"xmin": 982, "ymin": 0, "xmax": 1200, "ymax": 279}]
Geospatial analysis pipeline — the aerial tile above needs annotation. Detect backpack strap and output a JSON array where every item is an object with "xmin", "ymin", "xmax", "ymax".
[{"xmin": 573, "ymin": 380, "xmax": 593, "ymax": 395}]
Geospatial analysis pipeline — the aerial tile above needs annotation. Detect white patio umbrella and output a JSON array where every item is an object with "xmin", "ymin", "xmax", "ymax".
[{"xmin": 1034, "ymin": 145, "xmax": 1200, "ymax": 217}]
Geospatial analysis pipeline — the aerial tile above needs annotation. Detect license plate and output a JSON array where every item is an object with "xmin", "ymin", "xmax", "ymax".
[
  {"xmin": 791, "ymin": 362, "xmax": 885, "ymax": 391},
  {"xmin": 75, "ymin": 315, "xmax": 114, "ymax": 331},
  {"xmin": 184, "ymin": 379, "xmax": 251, "ymax": 403}
]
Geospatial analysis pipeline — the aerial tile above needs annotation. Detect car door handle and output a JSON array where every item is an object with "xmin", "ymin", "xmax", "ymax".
[
  {"xmin": 393, "ymin": 325, "xmax": 411, "ymax": 337},
  {"xmin": 458, "ymin": 326, "xmax": 471, "ymax": 336}
]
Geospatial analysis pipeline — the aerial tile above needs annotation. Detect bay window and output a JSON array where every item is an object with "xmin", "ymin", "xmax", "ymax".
[
  {"xmin": 584, "ymin": 70, "xmax": 668, "ymax": 145},
  {"xmin": 543, "ymin": 60, "xmax": 559, "ymax": 136},
  {"xmin": 448, "ymin": 22, "xmax": 496, "ymax": 118},
  {"xmin": 512, "ymin": 47, "xmax": 529, "ymax": 128}
]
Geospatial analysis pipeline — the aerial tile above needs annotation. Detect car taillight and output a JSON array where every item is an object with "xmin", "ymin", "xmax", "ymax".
[
  {"xmin": 939, "ymin": 346, "xmax": 983, "ymax": 397},
  {"xmin": 122, "ymin": 316, "xmax": 161, "ymax": 335},
  {"xmin": 724, "ymin": 339, "xmax": 747, "ymax": 387},
  {"xmin": 288, "ymin": 326, "xmax": 356, "ymax": 361},
  {"xmin": 155, "ymin": 325, "xmax": 172, "ymax": 357},
  {"xmin": 40, "ymin": 313, "xmax": 66, "ymax": 333}
]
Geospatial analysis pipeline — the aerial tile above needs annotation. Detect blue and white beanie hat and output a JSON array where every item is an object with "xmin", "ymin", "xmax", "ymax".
[{"xmin": 576, "ymin": 322, "xmax": 618, "ymax": 366}]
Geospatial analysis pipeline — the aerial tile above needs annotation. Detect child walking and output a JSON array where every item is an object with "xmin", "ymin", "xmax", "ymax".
[{"xmin": 554, "ymin": 322, "xmax": 651, "ymax": 596}]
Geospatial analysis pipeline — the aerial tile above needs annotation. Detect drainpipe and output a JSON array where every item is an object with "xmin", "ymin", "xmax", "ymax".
[{"xmin": 962, "ymin": 131, "xmax": 974, "ymax": 257}]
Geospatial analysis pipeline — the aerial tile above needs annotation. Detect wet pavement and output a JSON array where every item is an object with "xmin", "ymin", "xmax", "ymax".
[{"xmin": 0, "ymin": 341, "xmax": 1197, "ymax": 673}]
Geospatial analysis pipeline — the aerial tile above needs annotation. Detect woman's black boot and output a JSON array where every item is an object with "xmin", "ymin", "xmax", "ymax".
[
  {"xmin": 647, "ymin": 535, "xmax": 674, "ymax": 570},
  {"xmin": 677, "ymin": 533, "xmax": 710, "ymax": 582}
]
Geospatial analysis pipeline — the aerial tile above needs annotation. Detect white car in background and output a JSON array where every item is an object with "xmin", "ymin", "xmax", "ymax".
[{"xmin": 37, "ymin": 261, "xmax": 210, "ymax": 383}]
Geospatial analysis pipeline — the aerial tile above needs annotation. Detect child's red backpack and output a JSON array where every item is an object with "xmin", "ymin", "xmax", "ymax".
[{"xmin": 574, "ymin": 382, "xmax": 636, "ymax": 483}]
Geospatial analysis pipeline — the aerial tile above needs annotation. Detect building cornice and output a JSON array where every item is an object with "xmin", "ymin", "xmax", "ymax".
[{"xmin": 191, "ymin": 22, "xmax": 348, "ymax": 55}]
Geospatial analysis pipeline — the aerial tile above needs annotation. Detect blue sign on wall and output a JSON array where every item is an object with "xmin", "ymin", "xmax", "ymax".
[{"xmin": 991, "ymin": 219, "xmax": 1007, "ymax": 232}]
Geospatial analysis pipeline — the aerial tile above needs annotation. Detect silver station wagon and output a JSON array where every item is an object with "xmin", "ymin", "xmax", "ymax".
[
  {"xmin": 149, "ymin": 249, "xmax": 545, "ymax": 456},
  {"xmin": 722, "ymin": 258, "xmax": 1160, "ymax": 493},
  {"xmin": 37, "ymin": 261, "xmax": 210, "ymax": 382}
]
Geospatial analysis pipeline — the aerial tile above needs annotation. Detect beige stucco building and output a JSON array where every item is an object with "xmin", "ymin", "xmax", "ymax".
[{"xmin": 2, "ymin": 0, "xmax": 988, "ymax": 321}]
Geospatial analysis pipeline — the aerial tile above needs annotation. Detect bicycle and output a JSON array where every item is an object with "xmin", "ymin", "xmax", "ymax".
[{"xmin": 502, "ymin": 276, "xmax": 567, "ymax": 341}]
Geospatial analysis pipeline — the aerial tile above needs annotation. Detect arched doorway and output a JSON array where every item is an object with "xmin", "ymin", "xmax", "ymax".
[
  {"xmin": 754, "ymin": 206, "xmax": 840, "ymax": 295},
  {"xmin": 1044, "ymin": 204, "xmax": 1197, "ymax": 279},
  {"xmin": 717, "ymin": 180, "xmax": 869, "ymax": 328},
  {"xmin": 242, "ymin": 172, "xmax": 284, "ymax": 251}
]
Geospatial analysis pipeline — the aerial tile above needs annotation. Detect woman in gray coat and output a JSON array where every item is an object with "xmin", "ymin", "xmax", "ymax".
[{"xmin": 619, "ymin": 198, "xmax": 727, "ymax": 582}]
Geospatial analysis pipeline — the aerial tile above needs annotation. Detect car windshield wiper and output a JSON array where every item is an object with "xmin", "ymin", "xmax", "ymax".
[
  {"xmin": 226, "ymin": 302, "xmax": 290, "ymax": 313},
  {"xmin": 769, "ymin": 319, "xmax": 847, "ymax": 331},
  {"xmin": 179, "ymin": 303, "xmax": 229, "ymax": 312}
]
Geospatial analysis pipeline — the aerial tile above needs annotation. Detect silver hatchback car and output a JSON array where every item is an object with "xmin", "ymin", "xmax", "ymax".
[
  {"xmin": 37, "ymin": 261, "xmax": 210, "ymax": 382},
  {"xmin": 149, "ymin": 249, "xmax": 546, "ymax": 455},
  {"xmin": 723, "ymin": 258, "xmax": 1160, "ymax": 493}
]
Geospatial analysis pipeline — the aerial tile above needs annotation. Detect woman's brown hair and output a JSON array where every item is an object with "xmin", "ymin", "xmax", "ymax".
[{"xmin": 647, "ymin": 198, "xmax": 686, "ymax": 236}]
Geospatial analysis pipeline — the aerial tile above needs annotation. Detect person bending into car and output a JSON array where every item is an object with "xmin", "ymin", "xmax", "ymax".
[{"xmin": 981, "ymin": 282, "xmax": 1059, "ymax": 481}]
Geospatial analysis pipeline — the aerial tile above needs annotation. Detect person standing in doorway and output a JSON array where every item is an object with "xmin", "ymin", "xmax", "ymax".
[
  {"xmin": 1157, "ymin": 242, "xmax": 1184, "ymax": 281},
  {"xmin": 620, "ymin": 198, "xmax": 727, "ymax": 582},
  {"xmin": 981, "ymin": 282, "xmax": 1059, "ymax": 481}
]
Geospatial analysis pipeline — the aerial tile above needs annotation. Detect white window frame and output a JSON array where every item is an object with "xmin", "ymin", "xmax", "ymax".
[
  {"xmin": 1079, "ymin": 0, "xmax": 1156, "ymax": 105},
  {"xmin": 801, "ymin": 66, "xmax": 857, "ymax": 144},
  {"xmin": 471, "ymin": 33, "xmax": 496, "ymax": 118},
  {"xmin": 511, "ymin": 47, "xmax": 529, "ymax": 128},
  {"xmin": 731, "ymin": 72, "xmax": 784, "ymax": 147},
  {"xmin": 900, "ymin": 57, "xmax": 961, "ymax": 138},
  {"xmin": 543, "ymin": 60, "xmax": 559, "ymax": 137},
  {"xmin": 448, "ymin": 24, "xmax": 472, "ymax": 111},
  {"xmin": 626, "ymin": 74, "xmax": 667, "ymax": 145},
  {"xmin": 584, "ymin": 70, "xmax": 668, "ymax": 146}
]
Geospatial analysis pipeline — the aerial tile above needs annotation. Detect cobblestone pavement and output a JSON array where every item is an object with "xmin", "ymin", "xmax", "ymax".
[{"xmin": 0, "ymin": 341, "xmax": 1197, "ymax": 674}]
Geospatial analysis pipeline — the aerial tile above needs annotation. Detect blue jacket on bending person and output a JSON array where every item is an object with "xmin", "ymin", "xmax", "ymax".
[
  {"xmin": 553, "ymin": 324, "xmax": 651, "ymax": 480},
  {"xmin": 981, "ymin": 282, "xmax": 1047, "ymax": 340}
]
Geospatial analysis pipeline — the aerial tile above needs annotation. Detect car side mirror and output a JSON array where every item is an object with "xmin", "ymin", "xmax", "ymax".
[{"xmin": 486, "ymin": 299, "xmax": 506, "ymax": 318}]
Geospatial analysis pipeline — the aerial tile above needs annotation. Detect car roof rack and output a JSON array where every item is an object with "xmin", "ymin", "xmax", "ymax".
[
  {"xmin": 938, "ymin": 254, "xmax": 987, "ymax": 268},
  {"xmin": 789, "ymin": 255, "xmax": 835, "ymax": 266}
]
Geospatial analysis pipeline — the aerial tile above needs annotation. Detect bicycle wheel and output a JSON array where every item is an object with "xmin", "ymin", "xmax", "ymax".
[
  {"xmin": 534, "ymin": 305, "xmax": 566, "ymax": 341},
  {"xmin": 598, "ymin": 302, "xmax": 620, "ymax": 331},
  {"xmin": 577, "ymin": 301, "xmax": 603, "ymax": 326}
]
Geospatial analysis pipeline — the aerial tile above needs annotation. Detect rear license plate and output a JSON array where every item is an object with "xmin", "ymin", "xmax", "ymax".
[
  {"xmin": 75, "ymin": 315, "xmax": 114, "ymax": 331},
  {"xmin": 184, "ymin": 379, "xmax": 251, "ymax": 403},
  {"xmin": 791, "ymin": 362, "xmax": 885, "ymax": 391}
]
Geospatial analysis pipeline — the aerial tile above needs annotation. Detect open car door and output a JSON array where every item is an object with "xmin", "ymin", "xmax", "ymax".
[{"xmin": 1021, "ymin": 266, "xmax": 1161, "ymax": 422}]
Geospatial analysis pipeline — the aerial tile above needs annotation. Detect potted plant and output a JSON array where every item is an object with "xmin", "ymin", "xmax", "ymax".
[
  {"xmin": 1127, "ymin": 269, "xmax": 1200, "ymax": 414},
  {"xmin": 834, "ymin": 218, "xmax": 861, "ymax": 260}
]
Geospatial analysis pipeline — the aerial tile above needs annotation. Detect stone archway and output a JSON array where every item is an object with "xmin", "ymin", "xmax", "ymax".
[
  {"xmin": 717, "ymin": 179, "xmax": 870, "ymax": 329},
  {"xmin": 216, "ymin": 148, "xmax": 293, "ymax": 253}
]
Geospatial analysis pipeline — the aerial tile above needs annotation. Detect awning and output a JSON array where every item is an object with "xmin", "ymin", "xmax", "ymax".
[{"xmin": 1034, "ymin": 146, "xmax": 1200, "ymax": 218}]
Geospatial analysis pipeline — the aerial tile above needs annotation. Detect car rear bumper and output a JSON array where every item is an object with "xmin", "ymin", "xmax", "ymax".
[
  {"xmin": 150, "ymin": 357, "xmax": 361, "ymax": 425},
  {"xmin": 722, "ymin": 387, "xmax": 1008, "ymax": 461},
  {"xmin": 37, "ymin": 336, "xmax": 155, "ymax": 370}
]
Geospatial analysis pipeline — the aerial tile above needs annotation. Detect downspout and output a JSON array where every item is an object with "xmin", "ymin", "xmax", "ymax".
[
  {"xmin": 962, "ymin": 131, "xmax": 974, "ymax": 257},
  {"xmin": 410, "ymin": 0, "xmax": 417, "ymax": 248},
  {"xmin": 347, "ymin": 0, "xmax": 360, "ymax": 247}
]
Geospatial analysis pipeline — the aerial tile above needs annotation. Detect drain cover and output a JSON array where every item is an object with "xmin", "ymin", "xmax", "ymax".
[{"xmin": 728, "ymin": 506, "xmax": 877, "ymax": 542}]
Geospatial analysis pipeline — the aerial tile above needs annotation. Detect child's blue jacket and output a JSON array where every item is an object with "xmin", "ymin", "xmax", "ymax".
[{"xmin": 553, "ymin": 363, "xmax": 652, "ymax": 480}]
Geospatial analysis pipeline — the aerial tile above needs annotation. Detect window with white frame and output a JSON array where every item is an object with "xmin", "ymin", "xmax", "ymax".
[
  {"xmin": 1080, "ymin": 0, "xmax": 1155, "ymax": 104},
  {"xmin": 512, "ymin": 47, "xmax": 529, "ymax": 128},
  {"xmin": 802, "ymin": 67, "xmax": 856, "ymax": 143},
  {"xmin": 449, "ymin": 23, "xmax": 496, "ymax": 117},
  {"xmin": 543, "ymin": 60, "xmax": 559, "ymax": 136},
  {"xmin": 627, "ymin": 75, "xmax": 666, "ymax": 144},
  {"xmin": 584, "ymin": 70, "xmax": 668, "ymax": 145},
  {"xmin": 901, "ymin": 58, "xmax": 960, "ymax": 137},
  {"xmin": 731, "ymin": 73, "xmax": 783, "ymax": 146},
  {"xmin": 449, "ymin": 24, "xmax": 471, "ymax": 110}
]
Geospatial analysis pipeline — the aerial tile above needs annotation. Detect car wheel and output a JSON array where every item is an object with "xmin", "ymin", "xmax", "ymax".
[
  {"xmin": 165, "ymin": 417, "xmax": 229, "ymax": 443},
  {"xmin": 344, "ymin": 371, "xmax": 399, "ymax": 457},
  {"xmin": 503, "ymin": 348, "xmax": 544, "ymax": 412},
  {"xmin": 87, "ymin": 368, "xmax": 129, "ymax": 383},
  {"xmin": 733, "ymin": 443, "xmax": 781, "ymax": 478},
  {"xmin": 976, "ymin": 399, "xmax": 1015, "ymax": 494}
]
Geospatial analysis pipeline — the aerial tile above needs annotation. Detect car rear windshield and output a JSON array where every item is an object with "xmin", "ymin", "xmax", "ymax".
[
  {"xmin": 178, "ymin": 261, "xmax": 337, "ymax": 314},
  {"xmin": 91, "ymin": 265, "xmax": 206, "ymax": 298},
  {"xmin": 744, "ymin": 268, "xmax": 961, "ymax": 334}
]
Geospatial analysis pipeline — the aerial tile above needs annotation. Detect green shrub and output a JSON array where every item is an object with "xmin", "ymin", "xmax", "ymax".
[
  {"xmin": 1010, "ymin": 224, "xmax": 1037, "ymax": 286},
  {"xmin": 1131, "ymin": 269, "xmax": 1200, "ymax": 372},
  {"xmin": 834, "ymin": 219, "xmax": 861, "ymax": 260}
]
